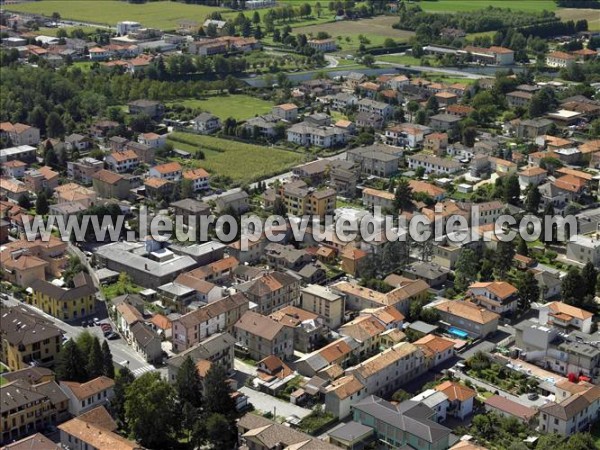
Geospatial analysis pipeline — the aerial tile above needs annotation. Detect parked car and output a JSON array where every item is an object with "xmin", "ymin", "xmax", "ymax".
[
  {"xmin": 93, "ymin": 317, "xmax": 101, "ymax": 325},
  {"xmin": 106, "ymin": 332, "xmax": 120, "ymax": 340}
]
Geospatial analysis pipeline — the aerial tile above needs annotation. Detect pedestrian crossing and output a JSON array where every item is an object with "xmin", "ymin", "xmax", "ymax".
[{"xmin": 131, "ymin": 365, "xmax": 156, "ymax": 377}]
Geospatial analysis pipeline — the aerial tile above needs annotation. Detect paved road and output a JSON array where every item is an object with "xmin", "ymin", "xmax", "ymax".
[
  {"xmin": 239, "ymin": 386, "xmax": 312, "ymax": 419},
  {"xmin": 3, "ymin": 294, "xmax": 154, "ymax": 376},
  {"xmin": 234, "ymin": 358, "xmax": 258, "ymax": 377},
  {"xmin": 376, "ymin": 60, "xmax": 490, "ymax": 80}
]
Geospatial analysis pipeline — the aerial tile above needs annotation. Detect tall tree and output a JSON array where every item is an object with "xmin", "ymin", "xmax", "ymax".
[
  {"xmin": 110, "ymin": 366, "xmax": 134, "ymax": 427},
  {"xmin": 495, "ymin": 239, "xmax": 515, "ymax": 278},
  {"xmin": 175, "ymin": 356, "xmax": 203, "ymax": 408},
  {"xmin": 101, "ymin": 340, "xmax": 115, "ymax": 379},
  {"xmin": 86, "ymin": 337, "xmax": 104, "ymax": 379},
  {"xmin": 125, "ymin": 372, "xmax": 177, "ymax": 449},
  {"xmin": 524, "ymin": 185, "xmax": 541, "ymax": 213},
  {"xmin": 45, "ymin": 111, "xmax": 65, "ymax": 138},
  {"xmin": 35, "ymin": 191, "xmax": 49, "ymax": 215},
  {"xmin": 516, "ymin": 236, "xmax": 529, "ymax": 257},
  {"xmin": 203, "ymin": 364, "xmax": 236, "ymax": 418},
  {"xmin": 581, "ymin": 262, "xmax": 598, "ymax": 297},
  {"xmin": 517, "ymin": 271, "xmax": 540, "ymax": 310},
  {"xmin": 503, "ymin": 174, "xmax": 521, "ymax": 205},
  {"xmin": 17, "ymin": 194, "xmax": 31, "ymax": 210},
  {"xmin": 561, "ymin": 267, "xmax": 586, "ymax": 307},
  {"xmin": 393, "ymin": 178, "xmax": 413, "ymax": 213},
  {"xmin": 455, "ymin": 249, "xmax": 480, "ymax": 292},
  {"xmin": 205, "ymin": 413, "xmax": 238, "ymax": 450},
  {"xmin": 56, "ymin": 339, "xmax": 88, "ymax": 382},
  {"xmin": 273, "ymin": 197, "xmax": 287, "ymax": 216},
  {"xmin": 44, "ymin": 147, "xmax": 59, "ymax": 170}
]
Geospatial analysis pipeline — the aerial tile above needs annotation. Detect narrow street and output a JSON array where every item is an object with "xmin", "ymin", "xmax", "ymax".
[{"xmin": 3, "ymin": 294, "xmax": 154, "ymax": 376}]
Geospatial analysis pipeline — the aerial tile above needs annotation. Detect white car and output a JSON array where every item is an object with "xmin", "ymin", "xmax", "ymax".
[{"xmin": 93, "ymin": 317, "xmax": 101, "ymax": 325}]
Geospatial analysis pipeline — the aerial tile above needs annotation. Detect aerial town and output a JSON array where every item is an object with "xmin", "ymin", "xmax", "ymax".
[{"xmin": 1, "ymin": 0, "xmax": 600, "ymax": 449}]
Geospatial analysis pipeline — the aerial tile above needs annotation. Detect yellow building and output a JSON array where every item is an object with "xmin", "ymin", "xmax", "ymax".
[
  {"xmin": 0, "ymin": 377, "xmax": 69, "ymax": 444},
  {"xmin": 268, "ymin": 179, "xmax": 337, "ymax": 218},
  {"xmin": 0, "ymin": 306, "xmax": 63, "ymax": 371},
  {"xmin": 29, "ymin": 272, "xmax": 96, "ymax": 321}
]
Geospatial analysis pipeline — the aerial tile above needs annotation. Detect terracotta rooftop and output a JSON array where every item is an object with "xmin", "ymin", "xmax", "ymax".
[
  {"xmin": 547, "ymin": 301, "xmax": 593, "ymax": 321},
  {"xmin": 61, "ymin": 376, "xmax": 115, "ymax": 401},
  {"xmin": 434, "ymin": 299, "xmax": 500, "ymax": 325},
  {"xmin": 152, "ymin": 161, "xmax": 182, "ymax": 174},
  {"xmin": 434, "ymin": 380, "xmax": 475, "ymax": 402}
]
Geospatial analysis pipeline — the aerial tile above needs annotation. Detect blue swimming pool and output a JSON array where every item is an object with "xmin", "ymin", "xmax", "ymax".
[{"xmin": 448, "ymin": 327, "xmax": 469, "ymax": 338}]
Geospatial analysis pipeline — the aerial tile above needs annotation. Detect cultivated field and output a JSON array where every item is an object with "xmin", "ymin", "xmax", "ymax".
[
  {"xmin": 418, "ymin": 0, "xmax": 557, "ymax": 13},
  {"xmin": 294, "ymin": 16, "xmax": 415, "ymax": 51},
  {"xmin": 166, "ymin": 132, "xmax": 304, "ymax": 185},
  {"xmin": 557, "ymin": 8, "xmax": 600, "ymax": 32},
  {"xmin": 168, "ymin": 95, "xmax": 274, "ymax": 121}
]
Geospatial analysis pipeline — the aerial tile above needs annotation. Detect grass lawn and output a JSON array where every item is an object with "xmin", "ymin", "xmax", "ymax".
[
  {"xmin": 69, "ymin": 61, "xmax": 95, "ymax": 72},
  {"xmin": 167, "ymin": 132, "xmax": 304, "ymax": 185},
  {"xmin": 36, "ymin": 25, "xmax": 100, "ymax": 36},
  {"xmin": 167, "ymin": 95, "xmax": 274, "ymax": 121},
  {"xmin": 376, "ymin": 54, "xmax": 423, "ymax": 66},
  {"xmin": 7, "ymin": 1, "xmax": 225, "ymax": 30},
  {"xmin": 419, "ymin": 0, "xmax": 557, "ymax": 13}
]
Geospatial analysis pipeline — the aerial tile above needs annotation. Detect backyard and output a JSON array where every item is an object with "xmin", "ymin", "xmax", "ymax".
[
  {"xmin": 166, "ymin": 132, "xmax": 304, "ymax": 185},
  {"xmin": 167, "ymin": 95, "xmax": 274, "ymax": 121}
]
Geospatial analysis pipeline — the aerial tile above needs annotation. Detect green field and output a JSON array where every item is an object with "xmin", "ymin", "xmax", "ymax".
[
  {"xmin": 167, "ymin": 132, "xmax": 304, "ymax": 184},
  {"xmin": 419, "ymin": 0, "xmax": 557, "ymax": 13},
  {"xmin": 7, "ymin": 1, "xmax": 225, "ymax": 29},
  {"xmin": 7, "ymin": 0, "xmax": 337, "ymax": 30},
  {"xmin": 168, "ymin": 95, "xmax": 274, "ymax": 121}
]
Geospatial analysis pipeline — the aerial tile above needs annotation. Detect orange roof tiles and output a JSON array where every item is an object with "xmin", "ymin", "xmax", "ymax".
[
  {"xmin": 554, "ymin": 174, "xmax": 586, "ymax": 193},
  {"xmin": 109, "ymin": 150, "xmax": 138, "ymax": 163},
  {"xmin": 183, "ymin": 168, "xmax": 210, "ymax": 180},
  {"xmin": 61, "ymin": 376, "xmax": 115, "ymax": 401},
  {"xmin": 547, "ymin": 301, "xmax": 593, "ymax": 321},
  {"xmin": 152, "ymin": 161, "xmax": 182, "ymax": 174},
  {"xmin": 434, "ymin": 299, "xmax": 500, "ymax": 325},
  {"xmin": 144, "ymin": 177, "xmax": 170, "ymax": 189},
  {"xmin": 435, "ymin": 380, "xmax": 476, "ymax": 401},
  {"xmin": 414, "ymin": 334, "xmax": 455, "ymax": 355},
  {"xmin": 469, "ymin": 281, "xmax": 517, "ymax": 299}
]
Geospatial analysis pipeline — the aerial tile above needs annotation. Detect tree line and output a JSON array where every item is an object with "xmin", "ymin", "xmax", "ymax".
[{"xmin": 394, "ymin": 5, "xmax": 558, "ymax": 34}]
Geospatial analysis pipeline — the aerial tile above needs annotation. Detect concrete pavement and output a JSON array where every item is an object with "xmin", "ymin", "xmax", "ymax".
[{"xmin": 239, "ymin": 386, "xmax": 312, "ymax": 419}]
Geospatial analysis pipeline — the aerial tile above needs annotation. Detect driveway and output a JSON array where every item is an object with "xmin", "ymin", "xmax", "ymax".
[{"xmin": 239, "ymin": 386, "xmax": 312, "ymax": 419}]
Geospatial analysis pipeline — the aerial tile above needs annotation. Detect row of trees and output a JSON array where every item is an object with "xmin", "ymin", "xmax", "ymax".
[
  {"xmin": 56, "ymin": 332, "xmax": 114, "ymax": 382},
  {"xmin": 395, "ymin": 5, "xmax": 557, "ymax": 34}
]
